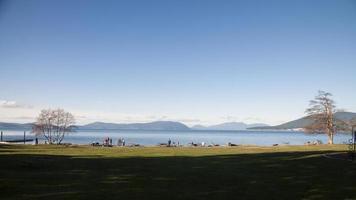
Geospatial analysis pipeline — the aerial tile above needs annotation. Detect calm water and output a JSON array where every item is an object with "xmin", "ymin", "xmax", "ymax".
[{"xmin": 0, "ymin": 129, "xmax": 352, "ymax": 146}]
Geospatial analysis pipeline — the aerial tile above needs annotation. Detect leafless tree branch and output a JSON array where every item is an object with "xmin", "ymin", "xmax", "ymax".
[{"xmin": 32, "ymin": 108, "xmax": 75, "ymax": 144}]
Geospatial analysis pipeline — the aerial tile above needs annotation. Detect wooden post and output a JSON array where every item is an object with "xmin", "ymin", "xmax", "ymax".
[
  {"xmin": 352, "ymin": 126, "xmax": 356, "ymax": 161},
  {"xmin": 354, "ymin": 130, "xmax": 356, "ymax": 160},
  {"xmin": 24, "ymin": 131, "xmax": 26, "ymax": 144},
  {"xmin": 0, "ymin": 131, "xmax": 2, "ymax": 142}
]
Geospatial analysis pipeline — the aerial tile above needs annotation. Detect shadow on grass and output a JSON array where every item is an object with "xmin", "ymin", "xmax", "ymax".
[{"xmin": 0, "ymin": 150, "xmax": 355, "ymax": 200}]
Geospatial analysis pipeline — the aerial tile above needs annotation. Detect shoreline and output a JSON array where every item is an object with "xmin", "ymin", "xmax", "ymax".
[{"xmin": 0, "ymin": 142, "xmax": 347, "ymax": 148}]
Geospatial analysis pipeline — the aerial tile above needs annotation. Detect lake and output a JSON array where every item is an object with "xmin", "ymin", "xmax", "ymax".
[{"xmin": 0, "ymin": 129, "xmax": 352, "ymax": 146}]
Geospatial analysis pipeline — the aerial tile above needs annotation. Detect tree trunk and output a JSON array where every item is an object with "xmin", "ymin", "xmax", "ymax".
[{"xmin": 328, "ymin": 132, "xmax": 334, "ymax": 144}]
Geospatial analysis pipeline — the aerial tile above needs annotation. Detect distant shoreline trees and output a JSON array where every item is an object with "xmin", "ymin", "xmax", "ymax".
[{"xmin": 32, "ymin": 109, "xmax": 75, "ymax": 144}]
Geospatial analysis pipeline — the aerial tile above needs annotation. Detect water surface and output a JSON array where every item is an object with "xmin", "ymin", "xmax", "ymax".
[{"xmin": 0, "ymin": 130, "xmax": 352, "ymax": 146}]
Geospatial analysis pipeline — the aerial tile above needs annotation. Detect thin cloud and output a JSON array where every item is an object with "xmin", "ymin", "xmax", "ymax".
[
  {"xmin": 74, "ymin": 115, "xmax": 88, "ymax": 119},
  {"xmin": 0, "ymin": 100, "xmax": 33, "ymax": 109},
  {"xmin": 220, "ymin": 116, "xmax": 241, "ymax": 122},
  {"xmin": 173, "ymin": 118, "xmax": 201, "ymax": 123}
]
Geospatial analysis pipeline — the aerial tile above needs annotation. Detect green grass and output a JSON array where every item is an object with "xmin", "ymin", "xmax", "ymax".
[{"xmin": 0, "ymin": 144, "xmax": 355, "ymax": 200}]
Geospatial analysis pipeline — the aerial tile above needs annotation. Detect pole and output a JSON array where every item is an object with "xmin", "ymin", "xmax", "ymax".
[
  {"xmin": 352, "ymin": 126, "xmax": 356, "ymax": 161},
  {"xmin": 24, "ymin": 131, "xmax": 26, "ymax": 144},
  {"xmin": 353, "ymin": 126, "xmax": 356, "ymax": 161},
  {"xmin": 0, "ymin": 131, "xmax": 2, "ymax": 142}
]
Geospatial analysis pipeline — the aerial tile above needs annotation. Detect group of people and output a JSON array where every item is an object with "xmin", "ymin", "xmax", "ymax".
[
  {"xmin": 103, "ymin": 137, "xmax": 113, "ymax": 146},
  {"xmin": 167, "ymin": 139, "xmax": 179, "ymax": 147},
  {"xmin": 117, "ymin": 138, "xmax": 126, "ymax": 146},
  {"xmin": 102, "ymin": 137, "xmax": 126, "ymax": 146}
]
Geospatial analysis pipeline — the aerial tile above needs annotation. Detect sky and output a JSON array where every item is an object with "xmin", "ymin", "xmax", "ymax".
[{"xmin": 0, "ymin": 0, "xmax": 356, "ymax": 126}]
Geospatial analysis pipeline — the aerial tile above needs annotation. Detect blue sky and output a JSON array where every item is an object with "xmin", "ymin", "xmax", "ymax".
[{"xmin": 0, "ymin": 0, "xmax": 356, "ymax": 125}]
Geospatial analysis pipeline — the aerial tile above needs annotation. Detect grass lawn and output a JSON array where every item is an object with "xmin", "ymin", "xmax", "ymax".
[{"xmin": 0, "ymin": 144, "xmax": 355, "ymax": 200}]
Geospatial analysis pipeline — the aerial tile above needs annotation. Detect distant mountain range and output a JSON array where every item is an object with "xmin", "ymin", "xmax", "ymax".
[
  {"xmin": 0, "ymin": 122, "xmax": 33, "ymax": 130},
  {"xmin": 0, "ymin": 121, "xmax": 190, "ymax": 131},
  {"xmin": 2, "ymin": 112, "xmax": 355, "ymax": 132},
  {"xmin": 249, "ymin": 112, "xmax": 356, "ymax": 130},
  {"xmin": 79, "ymin": 121, "xmax": 190, "ymax": 131},
  {"xmin": 0, "ymin": 120, "xmax": 267, "ymax": 131},
  {"xmin": 191, "ymin": 122, "xmax": 269, "ymax": 131}
]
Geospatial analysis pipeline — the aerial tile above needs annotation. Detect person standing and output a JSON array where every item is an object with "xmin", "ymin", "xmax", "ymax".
[{"xmin": 117, "ymin": 138, "xmax": 121, "ymax": 146}]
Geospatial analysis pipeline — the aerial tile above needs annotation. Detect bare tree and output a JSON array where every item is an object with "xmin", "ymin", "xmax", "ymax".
[
  {"xmin": 304, "ymin": 91, "xmax": 346, "ymax": 144},
  {"xmin": 32, "ymin": 108, "xmax": 75, "ymax": 144}
]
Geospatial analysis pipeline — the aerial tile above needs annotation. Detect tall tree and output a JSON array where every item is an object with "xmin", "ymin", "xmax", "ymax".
[
  {"xmin": 305, "ymin": 91, "xmax": 342, "ymax": 144},
  {"xmin": 32, "ymin": 108, "xmax": 75, "ymax": 144}
]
